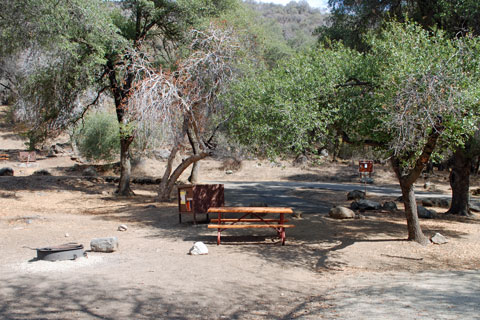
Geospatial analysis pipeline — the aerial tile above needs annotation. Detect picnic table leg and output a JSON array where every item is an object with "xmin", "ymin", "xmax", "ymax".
[
  {"xmin": 217, "ymin": 212, "xmax": 222, "ymax": 245},
  {"xmin": 281, "ymin": 227, "xmax": 286, "ymax": 245}
]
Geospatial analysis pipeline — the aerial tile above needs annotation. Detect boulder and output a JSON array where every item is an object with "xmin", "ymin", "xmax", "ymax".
[
  {"xmin": 351, "ymin": 199, "xmax": 381, "ymax": 211},
  {"xmin": 421, "ymin": 198, "xmax": 450, "ymax": 208},
  {"xmin": 82, "ymin": 167, "xmax": 97, "ymax": 177},
  {"xmin": 0, "ymin": 167, "xmax": 14, "ymax": 176},
  {"xmin": 189, "ymin": 242, "xmax": 208, "ymax": 255},
  {"xmin": 90, "ymin": 237, "xmax": 118, "ymax": 252},
  {"xmin": 293, "ymin": 155, "xmax": 308, "ymax": 167},
  {"xmin": 430, "ymin": 233, "xmax": 448, "ymax": 244},
  {"xmin": 32, "ymin": 169, "xmax": 51, "ymax": 176},
  {"xmin": 417, "ymin": 206, "xmax": 436, "ymax": 219},
  {"xmin": 347, "ymin": 190, "xmax": 365, "ymax": 201},
  {"xmin": 382, "ymin": 201, "xmax": 397, "ymax": 211},
  {"xmin": 329, "ymin": 206, "xmax": 355, "ymax": 219}
]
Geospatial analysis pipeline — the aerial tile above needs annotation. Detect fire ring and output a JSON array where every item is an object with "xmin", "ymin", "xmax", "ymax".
[{"xmin": 36, "ymin": 243, "xmax": 85, "ymax": 261}]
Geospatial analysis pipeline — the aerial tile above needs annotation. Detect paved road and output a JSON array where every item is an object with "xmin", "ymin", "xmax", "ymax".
[{"xmin": 207, "ymin": 180, "xmax": 453, "ymax": 214}]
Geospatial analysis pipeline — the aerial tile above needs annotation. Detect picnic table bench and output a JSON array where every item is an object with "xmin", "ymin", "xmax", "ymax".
[{"xmin": 207, "ymin": 207, "xmax": 295, "ymax": 245}]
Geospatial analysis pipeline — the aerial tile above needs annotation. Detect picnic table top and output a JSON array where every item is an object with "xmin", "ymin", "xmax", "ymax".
[{"xmin": 207, "ymin": 207, "xmax": 293, "ymax": 214}]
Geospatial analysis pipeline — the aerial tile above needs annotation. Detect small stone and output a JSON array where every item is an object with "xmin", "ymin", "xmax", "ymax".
[
  {"xmin": 0, "ymin": 167, "xmax": 14, "ymax": 176},
  {"xmin": 225, "ymin": 170, "xmax": 233, "ymax": 175},
  {"xmin": 144, "ymin": 204, "xmax": 157, "ymax": 209},
  {"xmin": 293, "ymin": 212, "xmax": 302, "ymax": 219},
  {"xmin": 90, "ymin": 237, "xmax": 118, "ymax": 252},
  {"xmin": 424, "ymin": 182, "xmax": 437, "ymax": 191},
  {"xmin": 118, "ymin": 224, "xmax": 128, "ymax": 231},
  {"xmin": 431, "ymin": 233, "xmax": 448, "ymax": 244},
  {"xmin": 65, "ymin": 233, "xmax": 70, "ymax": 237},
  {"xmin": 329, "ymin": 206, "xmax": 355, "ymax": 219},
  {"xmin": 189, "ymin": 242, "xmax": 208, "ymax": 255},
  {"xmin": 347, "ymin": 190, "xmax": 365, "ymax": 200}
]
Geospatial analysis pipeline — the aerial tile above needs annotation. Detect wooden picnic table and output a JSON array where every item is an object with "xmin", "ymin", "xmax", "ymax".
[{"xmin": 207, "ymin": 207, "xmax": 295, "ymax": 245}]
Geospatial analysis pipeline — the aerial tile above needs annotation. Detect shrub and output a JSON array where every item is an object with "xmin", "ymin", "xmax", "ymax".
[{"xmin": 73, "ymin": 111, "xmax": 119, "ymax": 162}]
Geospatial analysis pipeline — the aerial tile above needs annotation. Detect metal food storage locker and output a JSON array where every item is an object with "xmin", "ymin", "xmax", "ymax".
[{"xmin": 177, "ymin": 184, "xmax": 224, "ymax": 224}]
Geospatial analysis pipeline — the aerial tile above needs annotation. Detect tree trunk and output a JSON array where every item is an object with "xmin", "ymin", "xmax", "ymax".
[
  {"xmin": 446, "ymin": 148, "xmax": 471, "ymax": 216},
  {"xmin": 398, "ymin": 178, "xmax": 429, "ymax": 245},
  {"xmin": 158, "ymin": 145, "xmax": 179, "ymax": 201},
  {"xmin": 158, "ymin": 152, "xmax": 210, "ymax": 201},
  {"xmin": 187, "ymin": 126, "xmax": 201, "ymax": 183},
  {"xmin": 117, "ymin": 137, "xmax": 134, "ymax": 195},
  {"xmin": 391, "ymin": 157, "xmax": 429, "ymax": 245}
]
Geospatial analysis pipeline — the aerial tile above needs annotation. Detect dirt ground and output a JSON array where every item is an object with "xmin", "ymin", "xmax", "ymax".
[{"xmin": 1, "ymin": 105, "xmax": 480, "ymax": 319}]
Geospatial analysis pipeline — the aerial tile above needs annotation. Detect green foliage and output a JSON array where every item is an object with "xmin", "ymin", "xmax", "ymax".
[
  {"xmin": 340, "ymin": 22, "xmax": 480, "ymax": 168},
  {"xmin": 74, "ymin": 111, "xmax": 120, "ymax": 162},
  {"xmin": 218, "ymin": 2, "xmax": 293, "ymax": 69},
  {"xmin": 225, "ymin": 43, "xmax": 360, "ymax": 158},
  {"xmin": 1, "ymin": 0, "xmax": 123, "ymax": 148},
  {"xmin": 246, "ymin": 0, "xmax": 327, "ymax": 50},
  {"xmin": 318, "ymin": 0, "xmax": 480, "ymax": 50}
]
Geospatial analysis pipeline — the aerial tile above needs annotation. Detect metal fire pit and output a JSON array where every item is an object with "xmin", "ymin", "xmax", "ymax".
[{"xmin": 36, "ymin": 243, "xmax": 85, "ymax": 261}]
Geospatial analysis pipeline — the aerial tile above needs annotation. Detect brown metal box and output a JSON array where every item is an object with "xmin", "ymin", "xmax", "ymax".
[{"xmin": 177, "ymin": 184, "xmax": 224, "ymax": 223}]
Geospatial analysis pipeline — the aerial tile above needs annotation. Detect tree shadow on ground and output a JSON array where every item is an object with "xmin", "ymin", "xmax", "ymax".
[{"xmin": 0, "ymin": 273, "xmax": 333, "ymax": 319}]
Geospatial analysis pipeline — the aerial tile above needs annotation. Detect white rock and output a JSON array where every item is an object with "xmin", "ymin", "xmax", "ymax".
[
  {"xmin": 189, "ymin": 242, "xmax": 208, "ymax": 255},
  {"xmin": 90, "ymin": 237, "xmax": 118, "ymax": 252},
  {"xmin": 329, "ymin": 206, "xmax": 355, "ymax": 219},
  {"xmin": 431, "ymin": 233, "xmax": 448, "ymax": 244},
  {"xmin": 118, "ymin": 224, "xmax": 128, "ymax": 231}
]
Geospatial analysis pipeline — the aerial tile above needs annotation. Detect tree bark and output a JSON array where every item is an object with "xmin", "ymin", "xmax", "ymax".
[
  {"xmin": 117, "ymin": 137, "xmax": 134, "ymax": 195},
  {"xmin": 158, "ymin": 151, "xmax": 210, "ymax": 201},
  {"xmin": 446, "ymin": 148, "xmax": 471, "ymax": 216},
  {"xmin": 158, "ymin": 145, "xmax": 179, "ymax": 200},
  {"xmin": 391, "ymin": 158, "xmax": 430, "ymax": 245},
  {"xmin": 187, "ymin": 126, "xmax": 201, "ymax": 183}
]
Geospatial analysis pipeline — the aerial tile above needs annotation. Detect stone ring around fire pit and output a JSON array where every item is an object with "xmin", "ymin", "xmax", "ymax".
[{"xmin": 36, "ymin": 243, "xmax": 86, "ymax": 261}]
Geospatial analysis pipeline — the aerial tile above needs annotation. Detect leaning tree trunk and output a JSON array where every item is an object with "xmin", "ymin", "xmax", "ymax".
[
  {"xmin": 391, "ymin": 157, "xmax": 430, "ymax": 246},
  {"xmin": 398, "ymin": 178, "xmax": 429, "ymax": 245},
  {"xmin": 158, "ymin": 145, "xmax": 179, "ymax": 201},
  {"xmin": 117, "ymin": 136, "xmax": 134, "ymax": 196},
  {"xmin": 446, "ymin": 148, "xmax": 471, "ymax": 216},
  {"xmin": 187, "ymin": 126, "xmax": 201, "ymax": 183},
  {"xmin": 158, "ymin": 152, "xmax": 210, "ymax": 201}
]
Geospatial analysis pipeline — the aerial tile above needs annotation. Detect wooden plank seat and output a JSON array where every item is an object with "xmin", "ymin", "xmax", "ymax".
[
  {"xmin": 207, "ymin": 206, "xmax": 295, "ymax": 245},
  {"xmin": 208, "ymin": 224, "xmax": 294, "ymax": 229},
  {"xmin": 210, "ymin": 218, "xmax": 289, "ymax": 223},
  {"xmin": 0, "ymin": 154, "xmax": 9, "ymax": 160}
]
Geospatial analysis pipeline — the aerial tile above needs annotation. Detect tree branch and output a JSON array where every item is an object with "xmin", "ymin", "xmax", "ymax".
[{"xmin": 71, "ymin": 86, "xmax": 109, "ymax": 125}]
